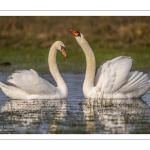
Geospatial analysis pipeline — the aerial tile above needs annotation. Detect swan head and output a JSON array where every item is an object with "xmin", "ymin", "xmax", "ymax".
[
  {"xmin": 54, "ymin": 41, "xmax": 67, "ymax": 57},
  {"xmin": 70, "ymin": 29, "xmax": 85, "ymax": 45}
]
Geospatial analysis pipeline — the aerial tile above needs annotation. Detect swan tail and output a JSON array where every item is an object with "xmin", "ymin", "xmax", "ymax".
[
  {"xmin": 0, "ymin": 82, "xmax": 12, "ymax": 98},
  {"xmin": 0, "ymin": 82, "xmax": 7, "ymax": 88},
  {"xmin": 117, "ymin": 71, "xmax": 150, "ymax": 93},
  {"xmin": 0, "ymin": 81, "xmax": 29, "ymax": 99}
]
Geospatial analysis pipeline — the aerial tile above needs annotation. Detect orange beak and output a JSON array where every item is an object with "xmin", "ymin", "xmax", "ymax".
[
  {"xmin": 61, "ymin": 48, "xmax": 67, "ymax": 57},
  {"xmin": 70, "ymin": 29, "xmax": 78, "ymax": 36}
]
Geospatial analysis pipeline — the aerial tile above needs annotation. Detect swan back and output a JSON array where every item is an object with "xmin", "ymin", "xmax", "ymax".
[{"xmin": 7, "ymin": 69, "xmax": 56, "ymax": 94}]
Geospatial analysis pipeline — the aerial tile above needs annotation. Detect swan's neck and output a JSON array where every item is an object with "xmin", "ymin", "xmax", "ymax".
[
  {"xmin": 78, "ymin": 39, "xmax": 96, "ymax": 97},
  {"xmin": 48, "ymin": 45, "xmax": 68, "ymax": 98}
]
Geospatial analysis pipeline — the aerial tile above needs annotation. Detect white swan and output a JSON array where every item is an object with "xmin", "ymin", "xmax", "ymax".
[
  {"xmin": 70, "ymin": 29, "xmax": 150, "ymax": 99},
  {"xmin": 0, "ymin": 41, "xmax": 68, "ymax": 100}
]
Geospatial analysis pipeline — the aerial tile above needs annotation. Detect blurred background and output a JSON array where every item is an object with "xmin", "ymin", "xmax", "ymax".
[{"xmin": 0, "ymin": 16, "xmax": 150, "ymax": 73}]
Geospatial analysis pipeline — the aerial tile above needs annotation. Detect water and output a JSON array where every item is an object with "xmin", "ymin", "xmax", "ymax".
[{"xmin": 0, "ymin": 73, "xmax": 150, "ymax": 134}]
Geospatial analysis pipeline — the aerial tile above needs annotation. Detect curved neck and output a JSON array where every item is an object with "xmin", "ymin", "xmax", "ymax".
[
  {"xmin": 78, "ymin": 39, "xmax": 96, "ymax": 97},
  {"xmin": 48, "ymin": 44, "xmax": 68, "ymax": 97}
]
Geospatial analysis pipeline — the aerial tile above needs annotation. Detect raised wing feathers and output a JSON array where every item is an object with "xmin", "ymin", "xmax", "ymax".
[
  {"xmin": 95, "ymin": 56, "xmax": 132, "ymax": 93},
  {"xmin": 7, "ymin": 69, "xmax": 56, "ymax": 94},
  {"xmin": 117, "ymin": 71, "xmax": 149, "ymax": 93}
]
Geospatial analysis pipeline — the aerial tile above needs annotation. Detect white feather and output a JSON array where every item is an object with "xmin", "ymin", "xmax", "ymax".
[
  {"xmin": 7, "ymin": 69, "xmax": 56, "ymax": 94},
  {"xmin": 95, "ymin": 56, "xmax": 132, "ymax": 93},
  {"xmin": 72, "ymin": 30, "xmax": 150, "ymax": 99},
  {"xmin": 0, "ymin": 41, "xmax": 68, "ymax": 100}
]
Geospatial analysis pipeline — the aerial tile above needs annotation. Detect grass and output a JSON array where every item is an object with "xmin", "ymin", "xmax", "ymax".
[
  {"xmin": 0, "ymin": 16, "xmax": 150, "ymax": 73},
  {"xmin": 0, "ymin": 46, "xmax": 149, "ymax": 73}
]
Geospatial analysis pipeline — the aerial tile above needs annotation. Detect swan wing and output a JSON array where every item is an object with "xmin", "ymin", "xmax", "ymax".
[
  {"xmin": 117, "ymin": 71, "xmax": 150, "ymax": 93},
  {"xmin": 7, "ymin": 69, "xmax": 57, "ymax": 94},
  {"xmin": 94, "ymin": 56, "xmax": 132, "ymax": 93}
]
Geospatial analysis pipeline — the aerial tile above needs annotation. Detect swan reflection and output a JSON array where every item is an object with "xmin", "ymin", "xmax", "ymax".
[
  {"xmin": 1, "ymin": 98, "xmax": 150, "ymax": 133},
  {"xmin": 0, "ymin": 99, "xmax": 67, "ymax": 133},
  {"xmin": 82, "ymin": 98, "xmax": 150, "ymax": 133}
]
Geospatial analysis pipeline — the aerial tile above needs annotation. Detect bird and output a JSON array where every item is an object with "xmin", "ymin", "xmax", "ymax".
[
  {"xmin": 70, "ymin": 29, "xmax": 150, "ymax": 99},
  {"xmin": 0, "ymin": 41, "xmax": 68, "ymax": 100},
  {"xmin": 0, "ymin": 62, "xmax": 11, "ymax": 67}
]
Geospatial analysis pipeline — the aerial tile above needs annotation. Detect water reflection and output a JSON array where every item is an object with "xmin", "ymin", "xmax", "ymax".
[
  {"xmin": 0, "ymin": 73, "xmax": 150, "ymax": 134},
  {"xmin": 82, "ymin": 98, "xmax": 150, "ymax": 133},
  {"xmin": 0, "ymin": 99, "xmax": 67, "ymax": 133},
  {"xmin": 1, "ymin": 98, "xmax": 150, "ymax": 133}
]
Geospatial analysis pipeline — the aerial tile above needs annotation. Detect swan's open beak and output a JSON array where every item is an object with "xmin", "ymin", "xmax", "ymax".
[
  {"xmin": 70, "ymin": 29, "xmax": 78, "ymax": 36},
  {"xmin": 61, "ymin": 48, "xmax": 67, "ymax": 57}
]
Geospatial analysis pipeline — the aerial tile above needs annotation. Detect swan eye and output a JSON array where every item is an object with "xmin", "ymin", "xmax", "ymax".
[
  {"xmin": 76, "ymin": 31, "xmax": 81, "ymax": 37},
  {"xmin": 60, "ymin": 45, "xmax": 67, "ymax": 57},
  {"xmin": 60, "ymin": 45, "xmax": 66, "ymax": 50}
]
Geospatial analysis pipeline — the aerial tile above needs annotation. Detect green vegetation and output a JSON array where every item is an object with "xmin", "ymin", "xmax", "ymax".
[
  {"xmin": 0, "ymin": 46, "xmax": 149, "ymax": 73},
  {"xmin": 0, "ymin": 16, "xmax": 150, "ymax": 73}
]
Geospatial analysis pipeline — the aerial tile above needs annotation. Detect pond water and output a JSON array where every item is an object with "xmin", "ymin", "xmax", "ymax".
[{"xmin": 0, "ymin": 73, "xmax": 150, "ymax": 134}]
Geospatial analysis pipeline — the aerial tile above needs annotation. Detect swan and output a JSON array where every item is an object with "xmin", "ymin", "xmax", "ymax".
[
  {"xmin": 70, "ymin": 29, "xmax": 150, "ymax": 99},
  {"xmin": 0, "ymin": 41, "xmax": 68, "ymax": 100}
]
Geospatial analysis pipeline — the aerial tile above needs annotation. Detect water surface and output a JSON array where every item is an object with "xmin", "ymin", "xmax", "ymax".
[{"xmin": 0, "ymin": 73, "xmax": 150, "ymax": 134}]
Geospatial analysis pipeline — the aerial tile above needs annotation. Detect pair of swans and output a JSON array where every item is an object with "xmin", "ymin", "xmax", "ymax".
[{"xmin": 0, "ymin": 30, "xmax": 150, "ymax": 100}]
